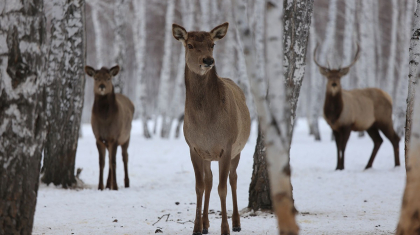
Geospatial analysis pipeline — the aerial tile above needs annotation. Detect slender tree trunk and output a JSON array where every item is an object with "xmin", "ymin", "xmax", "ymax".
[
  {"xmin": 396, "ymin": 3, "xmax": 420, "ymax": 231},
  {"xmin": 384, "ymin": 0, "xmax": 398, "ymax": 97},
  {"xmin": 133, "ymin": 0, "xmax": 151, "ymax": 138},
  {"xmin": 113, "ymin": 0, "xmax": 128, "ymax": 94},
  {"xmin": 91, "ymin": 4, "xmax": 103, "ymax": 67},
  {"xmin": 283, "ymin": 0, "xmax": 314, "ymax": 144},
  {"xmin": 394, "ymin": 0, "xmax": 414, "ymax": 139},
  {"xmin": 248, "ymin": 126, "xmax": 271, "ymax": 211},
  {"xmin": 404, "ymin": 0, "xmax": 420, "ymax": 169},
  {"xmin": 341, "ymin": 0, "xmax": 355, "ymax": 90},
  {"xmin": 42, "ymin": 0, "xmax": 86, "ymax": 188},
  {"xmin": 358, "ymin": 0, "xmax": 376, "ymax": 88},
  {"xmin": 157, "ymin": 0, "xmax": 175, "ymax": 138},
  {"xmin": 0, "ymin": 1, "xmax": 47, "ymax": 234}
]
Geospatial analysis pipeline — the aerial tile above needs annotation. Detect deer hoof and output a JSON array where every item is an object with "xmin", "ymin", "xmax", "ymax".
[
  {"xmin": 192, "ymin": 232, "xmax": 202, "ymax": 235},
  {"xmin": 233, "ymin": 227, "xmax": 241, "ymax": 232},
  {"xmin": 202, "ymin": 228, "xmax": 208, "ymax": 234}
]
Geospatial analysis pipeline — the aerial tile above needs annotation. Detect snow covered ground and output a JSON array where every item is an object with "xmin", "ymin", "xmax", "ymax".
[{"xmin": 33, "ymin": 118, "xmax": 406, "ymax": 235}]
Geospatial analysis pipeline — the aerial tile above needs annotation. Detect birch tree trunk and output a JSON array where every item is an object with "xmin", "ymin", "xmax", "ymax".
[
  {"xmin": 307, "ymin": 22, "xmax": 321, "ymax": 141},
  {"xmin": 91, "ymin": 3, "xmax": 103, "ymax": 67},
  {"xmin": 283, "ymin": 0, "xmax": 314, "ymax": 143},
  {"xmin": 112, "ymin": 0, "xmax": 128, "ymax": 94},
  {"xmin": 133, "ymin": 0, "xmax": 151, "ymax": 138},
  {"xmin": 0, "ymin": 1, "xmax": 47, "ymax": 233},
  {"xmin": 42, "ymin": 0, "xmax": 86, "ymax": 188},
  {"xmin": 233, "ymin": 0, "xmax": 272, "ymax": 211},
  {"xmin": 394, "ymin": 0, "xmax": 414, "ymax": 139},
  {"xmin": 157, "ymin": 0, "xmax": 175, "ymax": 138},
  {"xmin": 396, "ymin": 3, "xmax": 420, "ymax": 230},
  {"xmin": 384, "ymin": 0, "xmax": 398, "ymax": 97},
  {"xmin": 404, "ymin": 0, "xmax": 420, "ymax": 169},
  {"xmin": 249, "ymin": 1, "xmax": 299, "ymax": 233},
  {"xmin": 358, "ymin": 0, "xmax": 376, "ymax": 88},
  {"xmin": 341, "ymin": 0, "xmax": 355, "ymax": 90}
]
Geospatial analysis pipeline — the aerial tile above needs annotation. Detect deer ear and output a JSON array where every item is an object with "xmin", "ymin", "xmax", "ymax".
[
  {"xmin": 110, "ymin": 65, "xmax": 120, "ymax": 76},
  {"xmin": 318, "ymin": 67, "xmax": 330, "ymax": 77},
  {"xmin": 172, "ymin": 24, "xmax": 188, "ymax": 43},
  {"xmin": 85, "ymin": 66, "xmax": 96, "ymax": 77},
  {"xmin": 339, "ymin": 68, "xmax": 350, "ymax": 76},
  {"xmin": 210, "ymin": 22, "xmax": 228, "ymax": 41}
]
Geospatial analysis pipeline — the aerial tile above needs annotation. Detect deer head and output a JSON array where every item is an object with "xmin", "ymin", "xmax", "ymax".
[
  {"xmin": 313, "ymin": 44, "xmax": 360, "ymax": 95},
  {"xmin": 172, "ymin": 22, "xmax": 229, "ymax": 75},
  {"xmin": 85, "ymin": 65, "xmax": 120, "ymax": 96}
]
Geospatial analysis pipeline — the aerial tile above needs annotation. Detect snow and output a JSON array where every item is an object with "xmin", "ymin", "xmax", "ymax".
[{"xmin": 33, "ymin": 118, "xmax": 406, "ymax": 235}]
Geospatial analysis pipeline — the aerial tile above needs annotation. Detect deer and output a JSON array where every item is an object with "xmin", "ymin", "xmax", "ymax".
[
  {"xmin": 313, "ymin": 44, "xmax": 400, "ymax": 170},
  {"xmin": 84, "ymin": 65, "xmax": 134, "ymax": 190},
  {"xmin": 172, "ymin": 22, "xmax": 251, "ymax": 235}
]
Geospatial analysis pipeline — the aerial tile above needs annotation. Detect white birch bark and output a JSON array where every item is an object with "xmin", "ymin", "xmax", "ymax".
[
  {"xmin": 132, "ymin": 0, "xmax": 150, "ymax": 138},
  {"xmin": 394, "ymin": 0, "xmax": 415, "ymax": 138},
  {"xmin": 218, "ymin": 0, "xmax": 236, "ymax": 81},
  {"xmin": 307, "ymin": 22, "xmax": 321, "ymax": 141},
  {"xmin": 91, "ymin": 3, "xmax": 103, "ymax": 67},
  {"xmin": 172, "ymin": 0, "xmax": 194, "ymax": 138},
  {"xmin": 397, "ymin": 3, "xmax": 420, "ymax": 230},
  {"xmin": 384, "ymin": 0, "xmax": 398, "ymax": 96},
  {"xmin": 318, "ymin": 0, "xmax": 337, "ymax": 69},
  {"xmin": 404, "ymin": 0, "xmax": 420, "ymax": 166},
  {"xmin": 248, "ymin": 0, "xmax": 299, "ymax": 233},
  {"xmin": 0, "ymin": 1, "xmax": 47, "ymax": 233},
  {"xmin": 341, "ymin": 0, "xmax": 356, "ymax": 90},
  {"xmin": 358, "ymin": 0, "xmax": 376, "ymax": 88},
  {"xmin": 157, "ymin": 0, "xmax": 175, "ymax": 138},
  {"xmin": 112, "ymin": 0, "xmax": 128, "ymax": 94},
  {"xmin": 42, "ymin": 0, "xmax": 86, "ymax": 188}
]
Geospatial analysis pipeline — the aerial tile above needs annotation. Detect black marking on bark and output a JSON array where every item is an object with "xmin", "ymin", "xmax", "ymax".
[
  {"xmin": 282, "ymin": 165, "xmax": 291, "ymax": 177},
  {"xmin": 7, "ymin": 26, "xmax": 30, "ymax": 88}
]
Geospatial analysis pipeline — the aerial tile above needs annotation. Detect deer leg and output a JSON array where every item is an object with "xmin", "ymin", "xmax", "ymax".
[
  {"xmin": 122, "ymin": 139, "xmax": 130, "ymax": 188},
  {"xmin": 218, "ymin": 150, "xmax": 232, "ymax": 235},
  {"xmin": 340, "ymin": 127, "xmax": 351, "ymax": 170},
  {"xmin": 365, "ymin": 126, "xmax": 383, "ymax": 169},
  {"xmin": 230, "ymin": 154, "xmax": 241, "ymax": 232},
  {"xmin": 378, "ymin": 124, "xmax": 401, "ymax": 167},
  {"xmin": 96, "ymin": 141, "xmax": 106, "ymax": 190},
  {"xmin": 191, "ymin": 149, "xmax": 205, "ymax": 235},
  {"xmin": 333, "ymin": 130, "xmax": 342, "ymax": 170},
  {"xmin": 108, "ymin": 143, "xmax": 119, "ymax": 190},
  {"xmin": 202, "ymin": 160, "xmax": 212, "ymax": 234}
]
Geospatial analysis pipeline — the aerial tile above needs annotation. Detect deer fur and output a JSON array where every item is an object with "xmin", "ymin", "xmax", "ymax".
[
  {"xmin": 85, "ymin": 65, "xmax": 134, "ymax": 190},
  {"xmin": 314, "ymin": 45, "xmax": 400, "ymax": 170},
  {"xmin": 173, "ymin": 22, "xmax": 251, "ymax": 235}
]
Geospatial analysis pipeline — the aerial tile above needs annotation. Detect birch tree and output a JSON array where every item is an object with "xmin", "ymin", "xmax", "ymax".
[
  {"xmin": 133, "ymin": 0, "xmax": 151, "ymax": 138},
  {"xmin": 341, "ymin": 0, "xmax": 356, "ymax": 90},
  {"xmin": 42, "ymin": 0, "xmax": 86, "ymax": 188},
  {"xmin": 248, "ymin": 0, "xmax": 299, "ymax": 233},
  {"xmin": 112, "ymin": 0, "xmax": 128, "ymax": 94},
  {"xmin": 404, "ymin": 0, "xmax": 420, "ymax": 167},
  {"xmin": 157, "ymin": 0, "xmax": 175, "ymax": 138},
  {"xmin": 396, "ymin": 3, "xmax": 420, "ymax": 230},
  {"xmin": 384, "ymin": 0, "xmax": 398, "ymax": 97},
  {"xmin": 394, "ymin": 0, "xmax": 414, "ymax": 139},
  {"xmin": 0, "ymin": 1, "xmax": 47, "ymax": 233}
]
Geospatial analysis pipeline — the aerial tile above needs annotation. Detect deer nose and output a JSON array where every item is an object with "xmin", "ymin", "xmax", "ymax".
[
  {"xmin": 99, "ymin": 84, "xmax": 105, "ymax": 90},
  {"xmin": 203, "ymin": 57, "xmax": 214, "ymax": 66},
  {"xmin": 332, "ymin": 82, "xmax": 337, "ymax": 87}
]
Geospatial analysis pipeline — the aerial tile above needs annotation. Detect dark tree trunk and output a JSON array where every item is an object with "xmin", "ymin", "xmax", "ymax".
[
  {"xmin": 41, "ymin": 0, "xmax": 86, "ymax": 188},
  {"xmin": 0, "ymin": 1, "xmax": 47, "ymax": 234},
  {"xmin": 248, "ymin": 126, "xmax": 272, "ymax": 211}
]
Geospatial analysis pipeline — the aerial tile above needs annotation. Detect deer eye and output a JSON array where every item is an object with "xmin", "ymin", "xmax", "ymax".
[
  {"xmin": 210, "ymin": 44, "xmax": 215, "ymax": 49},
  {"xmin": 188, "ymin": 44, "xmax": 193, "ymax": 49}
]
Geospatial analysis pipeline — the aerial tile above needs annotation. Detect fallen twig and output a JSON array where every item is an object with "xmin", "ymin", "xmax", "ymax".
[
  {"xmin": 152, "ymin": 214, "xmax": 170, "ymax": 226},
  {"xmin": 177, "ymin": 220, "xmax": 193, "ymax": 224}
]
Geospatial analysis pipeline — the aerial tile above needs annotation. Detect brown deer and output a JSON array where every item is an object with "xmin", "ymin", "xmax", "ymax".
[
  {"xmin": 85, "ymin": 65, "xmax": 134, "ymax": 190},
  {"xmin": 172, "ymin": 22, "xmax": 251, "ymax": 235},
  {"xmin": 313, "ymin": 45, "xmax": 400, "ymax": 170}
]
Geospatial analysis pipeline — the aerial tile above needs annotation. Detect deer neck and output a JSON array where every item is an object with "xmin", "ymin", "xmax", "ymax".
[
  {"xmin": 324, "ymin": 88, "xmax": 343, "ymax": 125},
  {"xmin": 93, "ymin": 88, "xmax": 118, "ymax": 119},
  {"xmin": 184, "ymin": 65, "xmax": 223, "ymax": 111}
]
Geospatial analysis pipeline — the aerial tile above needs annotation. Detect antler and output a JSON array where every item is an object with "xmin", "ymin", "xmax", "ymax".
[
  {"xmin": 313, "ymin": 44, "xmax": 329, "ymax": 71},
  {"xmin": 341, "ymin": 43, "xmax": 360, "ymax": 71}
]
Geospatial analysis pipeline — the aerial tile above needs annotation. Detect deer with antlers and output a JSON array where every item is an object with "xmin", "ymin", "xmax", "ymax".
[
  {"xmin": 172, "ymin": 22, "xmax": 251, "ymax": 235},
  {"xmin": 313, "ymin": 45, "xmax": 400, "ymax": 170}
]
